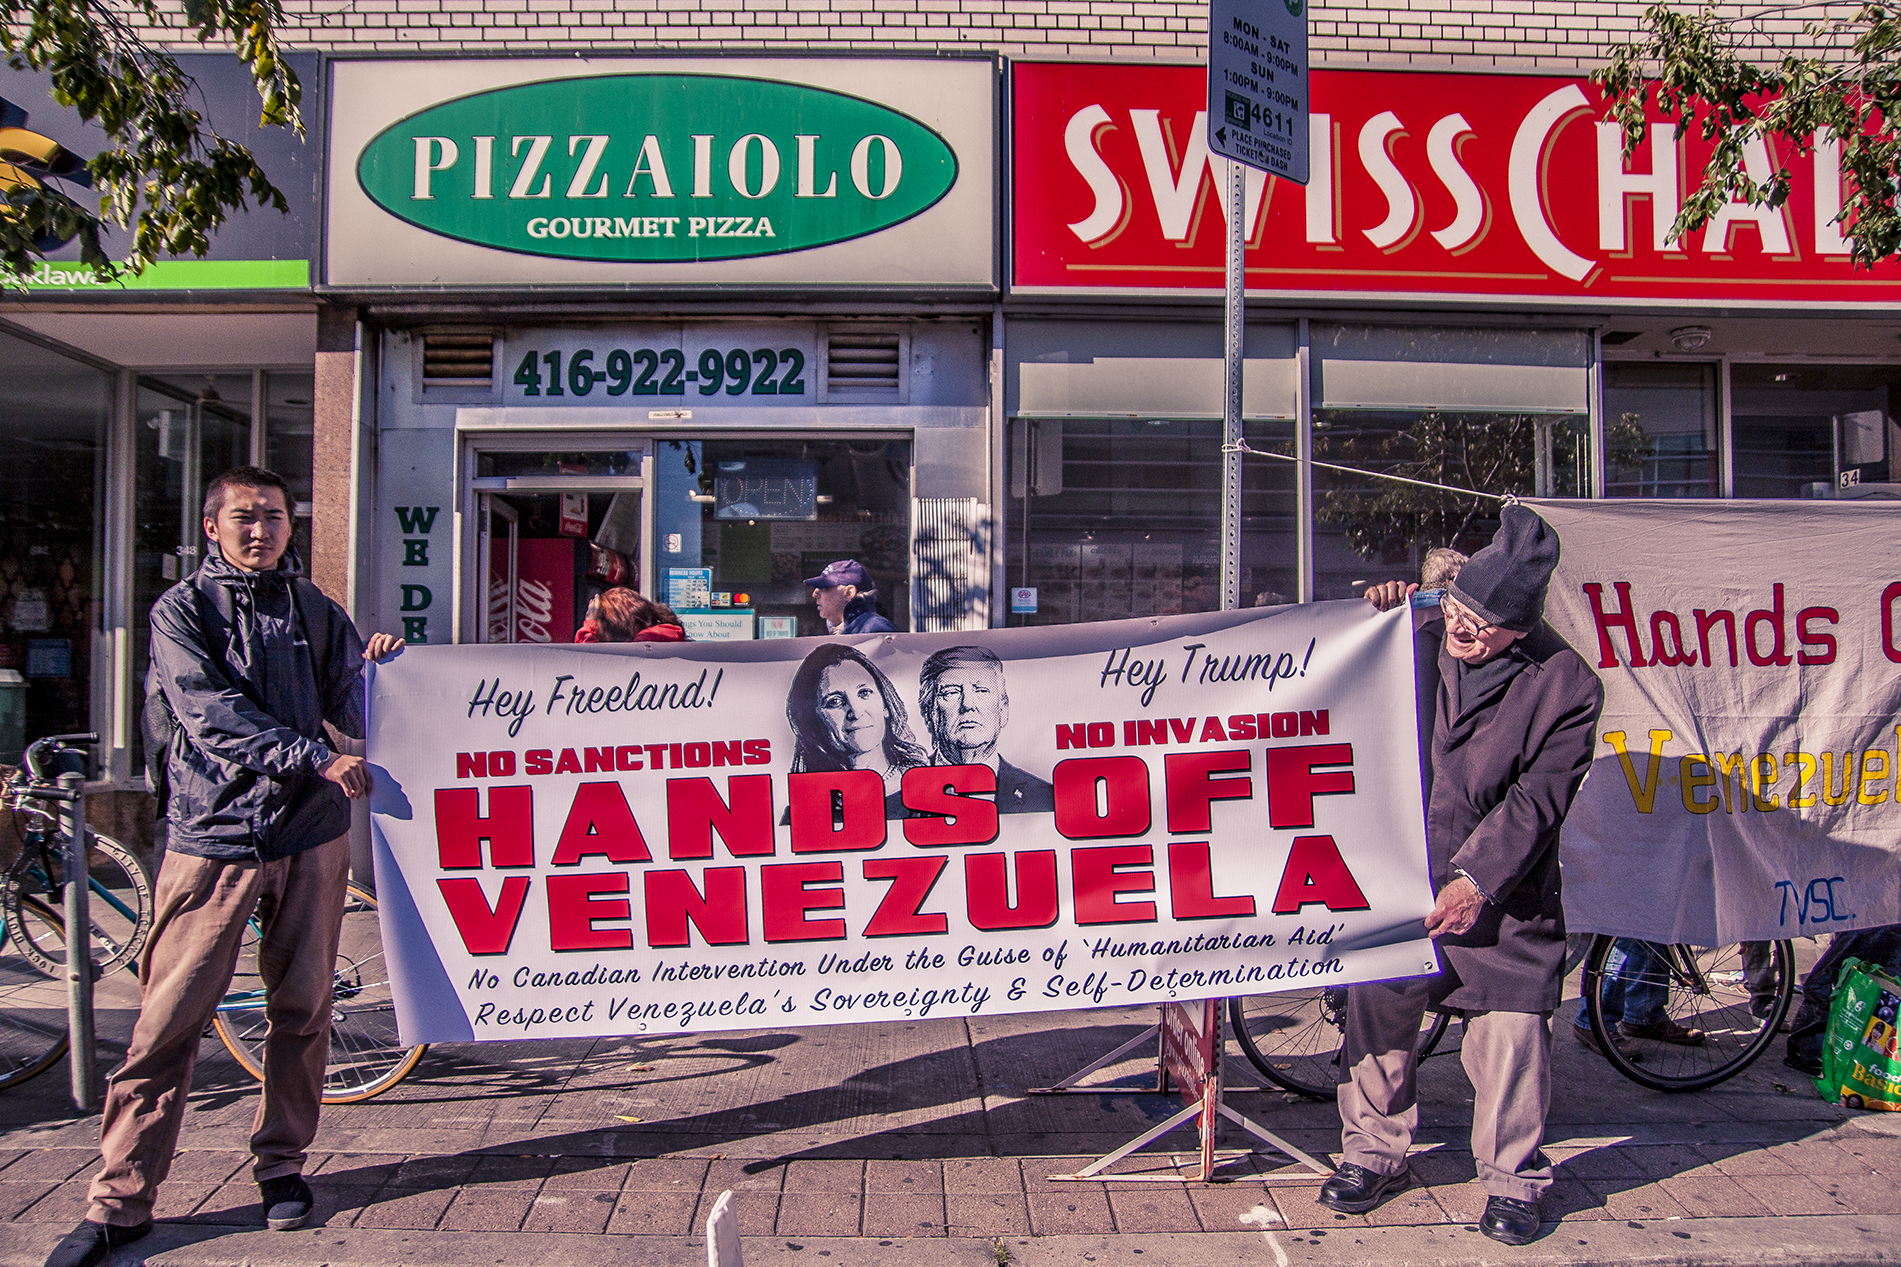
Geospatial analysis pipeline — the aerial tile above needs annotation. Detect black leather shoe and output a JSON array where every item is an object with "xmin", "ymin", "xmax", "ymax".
[
  {"xmin": 1479, "ymin": 1195, "xmax": 1541, "ymax": 1245},
  {"xmin": 1317, "ymin": 1162, "xmax": 1410, "ymax": 1214},
  {"xmin": 259, "ymin": 1175, "xmax": 313, "ymax": 1231},
  {"xmin": 43, "ymin": 1219, "xmax": 152, "ymax": 1267}
]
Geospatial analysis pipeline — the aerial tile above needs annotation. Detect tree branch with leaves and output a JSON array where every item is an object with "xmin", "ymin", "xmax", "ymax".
[
  {"xmin": 1596, "ymin": 2, "xmax": 1901, "ymax": 267},
  {"xmin": 2, "ymin": 0, "xmax": 300, "ymax": 283}
]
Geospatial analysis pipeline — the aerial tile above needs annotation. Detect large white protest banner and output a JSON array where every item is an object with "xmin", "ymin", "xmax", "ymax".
[
  {"xmin": 366, "ymin": 604, "xmax": 1436, "ymax": 1044},
  {"xmin": 1534, "ymin": 499, "xmax": 1901, "ymax": 946}
]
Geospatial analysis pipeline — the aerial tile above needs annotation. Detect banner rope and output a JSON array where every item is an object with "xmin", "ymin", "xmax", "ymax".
[{"xmin": 1219, "ymin": 439, "xmax": 1518, "ymax": 505}]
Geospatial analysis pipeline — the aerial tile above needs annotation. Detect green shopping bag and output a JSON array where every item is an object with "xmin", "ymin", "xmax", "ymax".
[{"xmin": 1814, "ymin": 957, "xmax": 1901, "ymax": 1111}]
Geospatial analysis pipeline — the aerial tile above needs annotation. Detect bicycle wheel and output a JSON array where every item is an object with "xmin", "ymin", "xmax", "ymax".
[
  {"xmin": 1584, "ymin": 936, "xmax": 1795, "ymax": 1092},
  {"xmin": 1231, "ymin": 989, "xmax": 1451, "ymax": 1100},
  {"xmin": 0, "ymin": 897, "xmax": 71, "ymax": 1090},
  {"xmin": 212, "ymin": 883, "xmax": 427, "ymax": 1104},
  {"xmin": 2, "ymin": 831, "xmax": 154, "ymax": 978}
]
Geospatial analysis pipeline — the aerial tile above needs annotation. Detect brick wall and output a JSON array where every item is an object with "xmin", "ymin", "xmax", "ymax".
[{"xmin": 142, "ymin": 0, "xmax": 1852, "ymax": 70}]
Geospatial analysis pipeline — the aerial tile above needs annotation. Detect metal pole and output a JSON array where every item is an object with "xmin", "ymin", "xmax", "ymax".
[
  {"xmin": 60, "ymin": 773, "xmax": 100, "ymax": 1112},
  {"xmin": 1220, "ymin": 158, "xmax": 1246, "ymax": 613}
]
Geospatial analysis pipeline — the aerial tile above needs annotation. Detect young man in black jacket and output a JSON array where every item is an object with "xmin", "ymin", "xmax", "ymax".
[{"xmin": 46, "ymin": 468, "xmax": 404, "ymax": 1267}]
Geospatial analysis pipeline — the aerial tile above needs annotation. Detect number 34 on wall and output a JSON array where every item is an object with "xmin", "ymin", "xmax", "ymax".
[{"xmin": 512, "ymin": 347, "xmax": 808, "ymax": 398}]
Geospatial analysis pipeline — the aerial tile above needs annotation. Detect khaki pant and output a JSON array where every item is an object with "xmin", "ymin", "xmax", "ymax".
[
  {"xmin": 87, "ymin": 836, "xmax": 350, "ymax": 1226},
  {"xmin": 1338, "ymin": 975, "xmax": 1554, "ymax": 1203}
]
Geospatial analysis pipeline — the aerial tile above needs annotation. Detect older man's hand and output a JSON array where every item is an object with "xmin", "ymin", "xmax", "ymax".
[
  {"xmin": 1424, "ymin": 874, "xmax": 1486, "ymax": 938},
  {"xmin": 1364, "ymin": 581, "xmax": 1418, "ymax": 613}
]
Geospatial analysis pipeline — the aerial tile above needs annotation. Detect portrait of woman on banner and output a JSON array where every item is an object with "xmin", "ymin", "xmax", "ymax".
[{"xmin": 785, "ymin": 644, "xmax": 929, "ymax": 799}]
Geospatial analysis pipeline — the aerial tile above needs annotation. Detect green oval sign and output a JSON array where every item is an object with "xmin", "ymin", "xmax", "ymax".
[{"xmin": 356, "ymin": 75, "xmax": 959, "ymax": 262}]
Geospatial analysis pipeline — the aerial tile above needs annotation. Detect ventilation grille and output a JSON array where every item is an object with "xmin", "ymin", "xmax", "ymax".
[
  {"xmin": 912, "ymin": 498, "xmax": 990, "ymax": 633},
  {"xmin": 827, "ymin": 333, "xmax": 902, "ymax": 393},
  {"xmin": 422, "ymin": 331, "xmax": 497, "ymax": 386}
]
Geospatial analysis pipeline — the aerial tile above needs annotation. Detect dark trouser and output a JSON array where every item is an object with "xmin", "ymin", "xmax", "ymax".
[
  {"xmin": 1339, "ymin": 975, "xmax": 1554, "ymax": 1203},
  {"xmin": 86, "ymin": 836, "xmax": 349, "ymax": 1226}
]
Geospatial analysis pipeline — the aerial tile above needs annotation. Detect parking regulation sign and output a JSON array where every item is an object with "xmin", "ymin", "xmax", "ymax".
[{"xmin": 1206, "ymin": 0, "xmax": 1309, "ymax": 183}]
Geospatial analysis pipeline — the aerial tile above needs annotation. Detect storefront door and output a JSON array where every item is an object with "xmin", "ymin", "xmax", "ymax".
[{"xmin": 467, "ymin": 439, "xmax": 651, "ymax": 645}]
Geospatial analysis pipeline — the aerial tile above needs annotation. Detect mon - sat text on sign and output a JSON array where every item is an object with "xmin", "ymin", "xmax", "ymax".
[
  {"xmin": 1013, "ymin": 63, "xmax": 1900, "ymax": 304},
  {"xmin": 365, "ymin": 605, "xmax": 1436, "ymax": 1044},
  {"xmin": 1206, "ymin": 0, "xmax": 1308, "ymax": 182}
]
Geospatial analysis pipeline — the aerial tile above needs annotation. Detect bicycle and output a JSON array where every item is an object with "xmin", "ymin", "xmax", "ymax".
[
  {"xmin": 1231, "ymin": 934, "xmax": 1797, "ymax": 1097},
  {"xmin": 1230, "ymin": 989, "xmax": 1453, "ymax": 1099},
  {"xmin": 0, "ymin": 895, "xmax": 71, "ymax": 1090},
  {"xmin": 1, "ymin": 734, "xmax": 154, "ymax": 980},
  {"xmin": 1577, "ymin": 935, "xmax": 1795, "ymax": 1092},
  {"xmin": 211, "ymin": 882, "xmax": 427, "ymax": 1104}
]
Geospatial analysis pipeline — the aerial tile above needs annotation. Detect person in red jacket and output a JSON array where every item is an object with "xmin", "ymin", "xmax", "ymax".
[{"xmin": 576, "ymin": 588, "xmax": 689, "ymax": 643}]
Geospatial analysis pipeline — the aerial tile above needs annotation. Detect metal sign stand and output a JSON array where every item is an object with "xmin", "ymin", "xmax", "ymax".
[{"xmin": 1041, "ymin": 1001, "xmax": 1331, "ymax": 1185}]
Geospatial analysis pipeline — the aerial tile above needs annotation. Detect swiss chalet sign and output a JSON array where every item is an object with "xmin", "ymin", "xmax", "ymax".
[{"xmin": 1012, "ymin": 63, "xmax": 1901, "ymax": 305}]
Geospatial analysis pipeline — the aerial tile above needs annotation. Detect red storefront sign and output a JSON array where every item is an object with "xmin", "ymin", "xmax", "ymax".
[{"xmin": 1011, "ymin": 63, "xmax": 1901, "ymax": 305}]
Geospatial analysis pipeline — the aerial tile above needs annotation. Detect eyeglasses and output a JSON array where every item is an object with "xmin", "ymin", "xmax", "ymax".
[{"xmin": 1441, "ymin": 598, "xmax": 1500, "ymax": 638}]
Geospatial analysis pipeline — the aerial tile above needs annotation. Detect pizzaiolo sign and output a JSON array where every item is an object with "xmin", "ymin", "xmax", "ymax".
[{"xmin": 356, "ymin": 74, "xmax": 960, "ymax": 262}]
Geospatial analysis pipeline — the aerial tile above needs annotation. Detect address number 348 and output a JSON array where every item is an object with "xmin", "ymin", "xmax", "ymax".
[{"xmin": 513, "ymin": 347, "xmax": 808, "ymax": 398}]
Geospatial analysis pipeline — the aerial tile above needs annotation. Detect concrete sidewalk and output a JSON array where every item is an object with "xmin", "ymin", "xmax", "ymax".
[{"xmin": 0, "ymin": 976, "xmax": 1896, "ymax": 1266}]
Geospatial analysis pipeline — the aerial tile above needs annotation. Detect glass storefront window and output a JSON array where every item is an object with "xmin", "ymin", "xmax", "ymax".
[
  {"xmin": 1011, "ymin": 418, "xmax": 1297, "ymax": 624},
  {"xmin": 1731, "ymin": 364, "xmax": 1901, "ymax": 498},
  {"xmin": 0, "ymin": 331, "xmax": 109, "ymax": 759},
  {"xmin": 265, "ymin": 371, "xmax": 316, "ymax": 567},
  {"xmin": 1603, "ymin": 362, "xmax": 1720, "ymax": 498},
  {"xmin": 1310, "ymin": 409, "xmax": 1588, "ymax": 600},
  {"xmin": 654, "ymin": 438, "xmax": 913, "ymax": 637}
]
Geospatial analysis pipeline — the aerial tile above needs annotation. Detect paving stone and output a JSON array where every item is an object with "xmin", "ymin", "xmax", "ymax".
[
  {"xmin": 1826, "ymin": 1172, "xmax": 1901, "ymax": 1213},
  {"xmin": 774, "ymin": 1190, "xmax": 862, "ymax": 1236},
  {"xmin": 1655, "ymin": 1173, "xmax": 1774, "ymax": 1217},
  {"xmin": 308, "ymin": 1184, "xmax": 382, "ymax": 1229},
  {"xmin": 945, "ymin": 1191, "xmax": 1030, "ymax": 1235},
  {"xmin": 161, "ymin": 1151, "xmax": 249, "ymax": 1184},
  {"xmin": 437, "ymin": 1187, "xmax": 535, "ymax": 1231},
  {"xmin": 1627, "ymin": 1143, "xmax": 1718, "ymax": 1179},
  {"xmin": 521, "ymin": 1189, "xmax": 618, "ymax": 1234},
  {"xmin": 0, "ymin": 1152, "xmax": 96, "ymax": 1184},
  {"xmin": 14, "ymin": 1181, "xmax": 89, "ymax": 1224},
  {"xmin": 941, "ymin": 1157, "xmax": 1022, "ymax": 1193},
  {"xmin": 620, "ymin": 1157, "xmax": 711, "ymax": 1191},
  {"xmin": 390, "ymin": 1154, "xmax": 483, "ymax": 1188},
  {"xmin": 1702, "ymin": 1144, "xmax": 1799, "ymax": 1175},
  {"xmin": 1424, "ymin": 1179, "xmax": 1489, "ymax": 1224},
  {"xmin": 1731, "ymin": 1173, "xmax": 1854, "ymax": 1216},
  {"xmin": 544, "ymin": 1158, "xmax": 630, "ymax": 1189},
  {"xmin": 704, "ymin": 1159, "xmax": 786, "ymax": 1197},
  {"xmin": 1105, "ymin": 1185, "xmax": 1200, "ymax": 1232},
  {"xmin": 0, "ymin": 1151, "xmax": 31, "ymax": 1177},
  {"xmin": 1269, "ymin": 1189, "xmax": 1370, "ymax": 1231},
  {"xmin": 1363, "ymin": 1185, "xmax": 1449, "ymax": 1226},
  {"xmin": 859, "ymin": 1191, "xmax": 946, "ymax": 1237},
  {"xmin": 1026, "ymin": 1190, "xmax": 1114, "ymax": 1235},
  {"xmin": 780, "ymin": 1158, "xmax": 863, "ymax": 1194},
  {"xmin": 164, "ymin": 1182, "xmax": 243, "ymax": 1225},
  {"xmin": 464, "ymin": 1154, "xmax": 555, "ymax": 1188},
  {"xmin": 1540, "ymin": 1178, "xmax": 1612, "ymax": 1222},
  {"xmin": 1555, "ymin": 1145, "xmax": 1650, "ymax": 1180},
  {"xmin": 692, "ymin": 1189, "xmax": 778, "ymax": 1237},
  {"xmin": 1578, "ymin": 1180, "xmax": 1692, "ymax": 1222},
  {"xmin": 0, "ymin": 1182, "xmax": 57, "ymax": 1222},
  {"xmin": 308, "ymin": 1153, "xmax": 405, "ymax": 1187},
  {"xmin": 1020, "ymin": 1158, "xmax": 1111, "ymax": 1193},
  {"xmin": 604, "ymin": 1189, "xmax": 701, "ymax": 1235},
  {"xmin": 1185, "ymin": 1183, "xmax": 1283, "ymax": 1231},
  {"xmin": 864, "ymin": 1159, "xmax": 942, "ymax": 1194},
  {"xmin": 1764, "ymin": 1139, "xmax": 1868, "ymax": 1175},
  {"xmin": 1405, "ymin": 1149, "xmax": 1475, "ymax": 1186},
  {"xmin": 351, "ymin": 1187, "xmax": 458, "ymax": 1230}
]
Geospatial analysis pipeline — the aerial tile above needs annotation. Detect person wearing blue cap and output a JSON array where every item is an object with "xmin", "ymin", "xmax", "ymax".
[{"xmin": 805, "ymin": 559, "xmax": 897, "ymax": 635}]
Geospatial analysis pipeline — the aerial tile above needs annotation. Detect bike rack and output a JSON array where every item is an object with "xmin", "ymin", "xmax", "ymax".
[{"xmin": 19, "ymin": 776, "xmax": 100, "ymax": 1111}]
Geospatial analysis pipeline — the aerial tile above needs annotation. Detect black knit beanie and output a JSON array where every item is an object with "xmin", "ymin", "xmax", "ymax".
[{"xmin": 1446, "ymin": 504, "xmax": 1560, "ymax": 633}]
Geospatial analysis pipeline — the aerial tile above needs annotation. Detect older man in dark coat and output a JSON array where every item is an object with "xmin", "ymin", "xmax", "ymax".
[{"xmin": 1318, "ymin": 506, "xmax": 1604, "ymax": 1247}]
